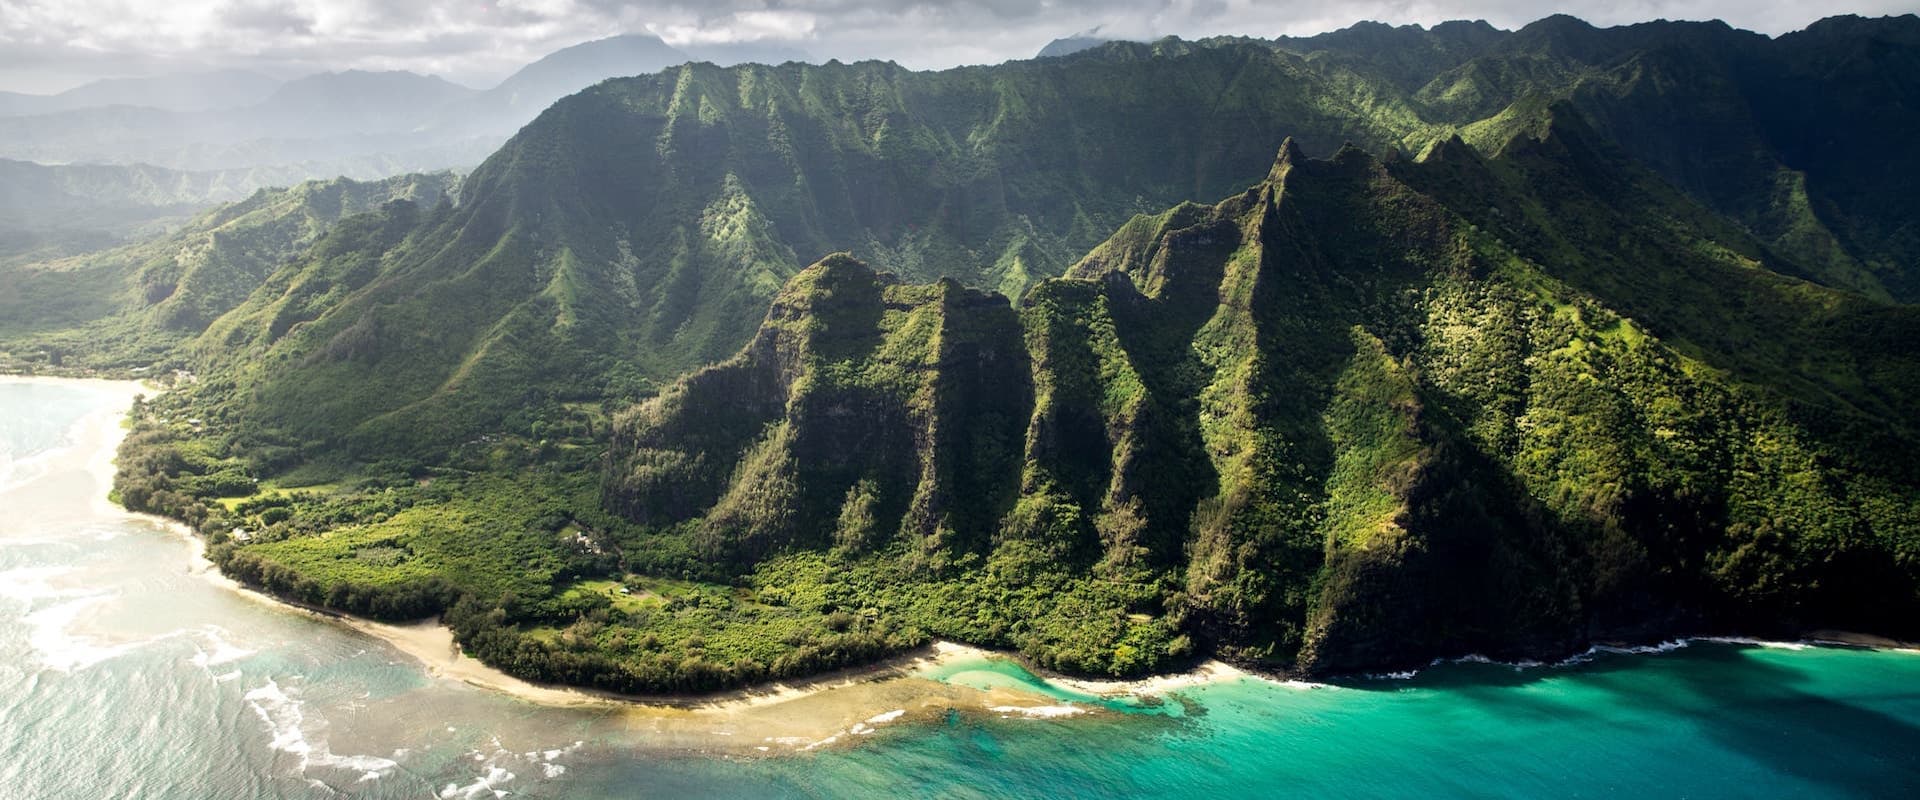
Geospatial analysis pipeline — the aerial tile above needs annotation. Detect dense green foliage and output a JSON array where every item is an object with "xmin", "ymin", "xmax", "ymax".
[
  {"xmin": 1264, "ymin": 15, "xmax": 1920, "ymax": 301},
  {"xmin": 80, "ymin": 14, "xmax": 1920, "ymax": 691}
]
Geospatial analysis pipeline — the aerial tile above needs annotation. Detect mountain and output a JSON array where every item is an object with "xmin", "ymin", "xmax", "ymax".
[
  {"xmin": 1036, "ymin": 35, "xmax": 1111, "ymax": 58},
  {"xmin": 118, "ymin": 113, "xmax": 1919, "ymax": 693},
  {"xmin": 181, "ymin": 45, "xmax": 1472, "ymax": 463},
  {"xmin": 0, "ymin": 158, "xmax": 283, "ymax": 264},
  {"xmin": 1183, "ymin": 14, "xmax": 1920, "ymax": 302},
  {"xmin": 595, "ymin": 122, "xmax": 1917, "ymax": 683},
  {"xmin": 1401, "ymin": 14, "xmax": 1920, "ymax": 301},
  {"xmin": 681, "ymin": 42, "xmax": 815, "ymax": 66},
  {"xmin": 1270, "ymin": 19, "xmax": 1506, "ymax": 91},
  {"xmin": 430, "ymin": 34, "xmax": 820, "ymax": 141},
  {"xmin": 0, "ymin": 71, "xmax": 492, "ymax": 177},
  {"xmin": 157, "ymin": 14, "xmax": 1920, "ymax": 474},
  {"xmin": 0, "ymin": 171, "xmax": 457, "ymax": 371},
  {"xmin": 0, "ymin": 159, "xmax": 260, "ymax": 214},
  {"xmin": 248, "ymin": 70, "xmax": 476, "ymax": 135},
  {"xmin": 0, "ymin": 34, "xmax": 805, "ymax": 184},
  {"xmin": 0, "ymin": 70, "xmax": 282, "ymax": 116},
  {"xmin": 441, "ymin": 35, "xmax": 689, "ymax": 136},
  {"xmin": 0, "ymin": 158, "xmax": 442, "ymax": 269}
]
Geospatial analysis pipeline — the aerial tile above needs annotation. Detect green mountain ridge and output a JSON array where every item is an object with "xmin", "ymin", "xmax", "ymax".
[
  {"xmin": 589, "ymin": 124, "xmax": 1916, "ymax": 680},
  {"xmin": 183, "ymin": 41, "xmax": 1457, "ymax": 463},
  {"xmin": 160, "ymin": 14, "xmax": 1920, "ymax": 474}
]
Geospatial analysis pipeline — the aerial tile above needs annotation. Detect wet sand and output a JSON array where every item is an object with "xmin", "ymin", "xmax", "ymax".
[{"xmin": 1804, "ymin": 630, "xmax": 1920, "ymax": 652}]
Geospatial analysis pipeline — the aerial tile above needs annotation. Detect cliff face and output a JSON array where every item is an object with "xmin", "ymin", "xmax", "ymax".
[
  {"xmin": 607, "ymin": 128, "xmax": 1920, "ymax": 676},
  {"xmin": 607, "ymin": 255, "xmax": 1032, "ymax": 567}
]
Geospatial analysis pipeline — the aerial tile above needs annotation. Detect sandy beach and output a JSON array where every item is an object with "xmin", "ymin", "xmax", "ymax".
[
  {"xmin": 1804, "ymin": 630, "xmax": 1920, "ymax": 652},
  {"xmin": 1046, "ymin": 659, "xmax": 1253, "ymax": 696},
  {"xmin": 344, "ymin": 614, "xmax": 981, "ymax": 711}
]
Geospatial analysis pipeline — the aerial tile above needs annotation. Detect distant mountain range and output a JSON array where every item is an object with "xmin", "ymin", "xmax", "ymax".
[
  {"xmin": 0, "ymin": 69, "xmax": 283, "ymax": 116},
  {"xmin": 0, "ymin": 158, "xmax": 369, "ymax": 266},
  {"xmin": 0, "ymin": 34, "xmax": 817, "ymax": 185}
]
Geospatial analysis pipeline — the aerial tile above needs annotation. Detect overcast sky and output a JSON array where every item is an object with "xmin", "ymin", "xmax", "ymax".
[{"xmin": 1, "ymin": 0, "xmax": 1914, "ymax": 94}]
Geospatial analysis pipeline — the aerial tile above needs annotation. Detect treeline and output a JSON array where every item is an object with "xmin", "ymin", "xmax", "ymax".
[
  {"xmin": 211, "ymin": 544, "xmax": 456, "ymax": 620},
  {"xmin": 115, "ymin": 407, "xmax": 247, "ymax": 538},
  {"xmin": 442, "ymin": 594, "xmax": 925, "ymax": 694}
]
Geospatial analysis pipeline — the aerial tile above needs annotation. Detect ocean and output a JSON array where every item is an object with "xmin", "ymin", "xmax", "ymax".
[{"xmin": 3, "ymin": 377, "xmax": 1917, "ymax": 799}]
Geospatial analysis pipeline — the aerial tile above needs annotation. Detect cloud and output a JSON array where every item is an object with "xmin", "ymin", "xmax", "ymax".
[
  {"xmin": 0, "ymin": 0, "xmax": 1912, "ymax": 93},
  {"xmin": 220, "ymin": 1, "xmax": 316, "ymax": 35}
]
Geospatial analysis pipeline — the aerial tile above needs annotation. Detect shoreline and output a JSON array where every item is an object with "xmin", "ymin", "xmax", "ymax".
[
  {"xmin": 1354, "ymin": 631, "xmax": 1920, "ymax": 682},
  {"xmin": 14, "ymin": 375, "xmax": 1048, "ymax": 750},
  {"xmin": 1800, "ymin": 629, "xmax": 1920, "ymax": 652},
  {"xmin": 23, "ymin": 376, "xmax": 1260, "ymax": 716},
  {"xmin": 21, "ymin": 373, "xmax": 1916, "ymax": 737},
  {"xmin": 331, "ymin": 617, "xmax": 998, "ymax": 711}
]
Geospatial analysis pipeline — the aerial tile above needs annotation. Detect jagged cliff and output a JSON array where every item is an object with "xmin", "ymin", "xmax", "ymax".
[
  {"xmin": 606, "ymin": 127, "xmax": 1920, "ymax": 676},
  {"xmin": 607, "ymin": 258, "xmax": 1030, "ymax": 565}
]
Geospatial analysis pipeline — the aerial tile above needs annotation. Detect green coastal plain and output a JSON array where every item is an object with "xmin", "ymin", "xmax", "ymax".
[{"xmin": 6, "ymin": 14, "xmax": 1918, "ymax": 696}]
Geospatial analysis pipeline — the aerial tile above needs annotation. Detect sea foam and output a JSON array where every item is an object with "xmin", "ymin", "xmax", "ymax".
[
  {"xmin": 242, "ymin": 677, "xmax": 399, "ymax": 784},
  {"xmin": 188, "ymin": 625, "xmax": 257, "ymax": 669},
  {"xmin": 989, "ymin": 704, "xmax": 1086, "ymax": 718}
]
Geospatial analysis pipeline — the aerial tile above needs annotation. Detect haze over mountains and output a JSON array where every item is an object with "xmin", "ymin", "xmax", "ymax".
[
  {"xmin": 0, "ymin": 32, "xmax": 821, "ymax": 263},
  {"xmin": 0, "ymin": 32, "xmax": 816, "ymax": 191},
  {"xmin": 0, "ymin": 69, "xmax": 284, "ymax": 116},
  {"xmin": 1036, "ymin": 35, "xmax": 1118, "ymax": 58},
  {"xmin": 0, "ymin": 158, "xmax": 340, "ymax": 266}
]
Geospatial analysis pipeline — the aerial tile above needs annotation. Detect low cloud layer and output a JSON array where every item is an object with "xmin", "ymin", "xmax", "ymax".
[{"xmin": 1, "ymin": 0, "xmax": 1913, "ymax": 93}]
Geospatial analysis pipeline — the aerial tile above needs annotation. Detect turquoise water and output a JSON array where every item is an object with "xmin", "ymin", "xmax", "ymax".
[
  {"xmin": 4, "ymin": 378, "xmax": 1918, "ymax": 799},
  {"xmin": 565, "ymin": 646, "xmax": 1920, "ymax": 798}
]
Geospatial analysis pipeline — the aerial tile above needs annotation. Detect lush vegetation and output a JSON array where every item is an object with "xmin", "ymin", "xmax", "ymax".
[{"xmin": 68, "ymin": 14, "xmax": 1920, "ymax": 692}]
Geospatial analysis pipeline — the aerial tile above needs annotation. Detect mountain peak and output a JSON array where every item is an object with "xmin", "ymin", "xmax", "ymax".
[
  {"xmin": 1036, "ymin": 35, "xmax": 1111, "ymax": 59},
  {"xmin": 472, "ymin": 31, "xmax": 690, "ymax": 119},
  {"xmin": 1785, "ymin": 13, "xmax": 1920, "ymax": 46},
  {"xmin": 795, "ymin": 251, "xmax": 880, "ymax": 286},
  {"xmin": 1416, "ymin": 134, "xmax": 1478, "ymax": 164},
  {"xmin": 1268, "ymin": 136, "xmax": 1306, "ymax": 181},
  {"xmin": 1331, "ymin": 141, "xmax": 1372, "ymax": 164},
  {"xmin": 1528, "ymin": 13, "xmax": 1598, "ymax": 32}
]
